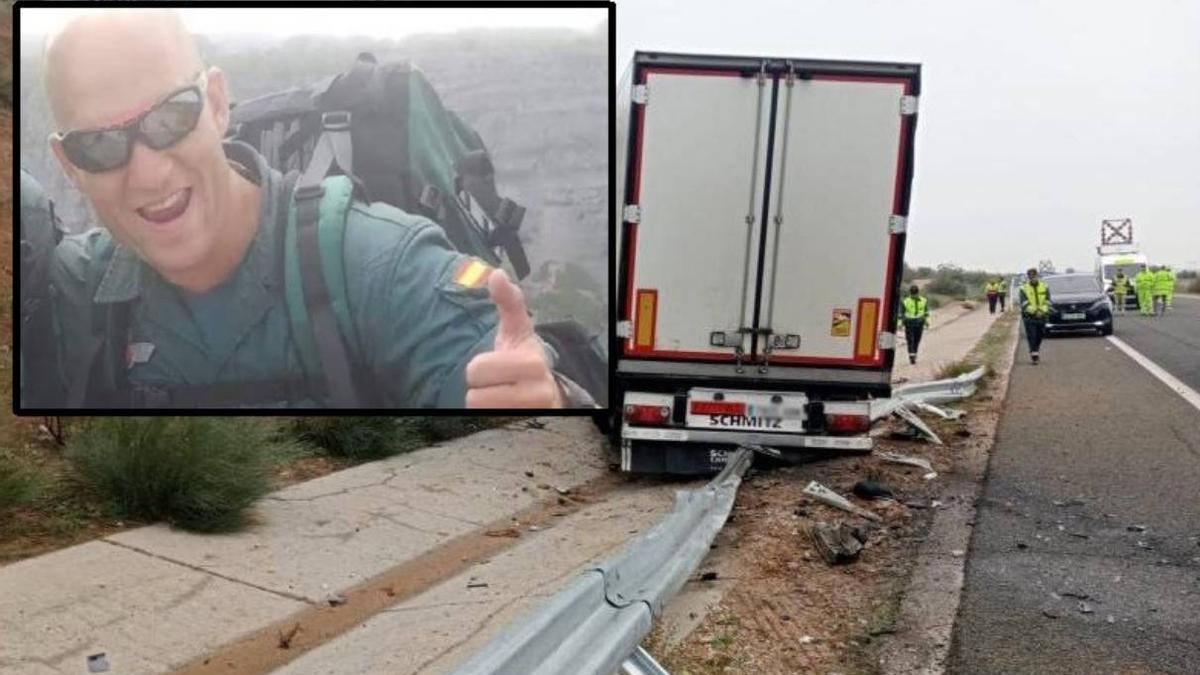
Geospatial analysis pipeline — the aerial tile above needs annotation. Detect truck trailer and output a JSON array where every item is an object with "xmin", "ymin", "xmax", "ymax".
[{"xmin": 612, "ymin": 51, "xmax": 921, "ymax": 474}]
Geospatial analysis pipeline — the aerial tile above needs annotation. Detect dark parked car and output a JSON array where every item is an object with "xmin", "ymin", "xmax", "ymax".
[{"xmin": 1043, "ymin": 273, "xmax": 1113, "ymax": 336}]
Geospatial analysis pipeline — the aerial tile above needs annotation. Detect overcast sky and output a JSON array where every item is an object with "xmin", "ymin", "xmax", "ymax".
[
  {"xmin": 618, "ymin": 0, "xmax": 1200, "ymax": 273},
  {"xmin": 20, "ymin": 7, "xmax": 606, "ymax": 39}
]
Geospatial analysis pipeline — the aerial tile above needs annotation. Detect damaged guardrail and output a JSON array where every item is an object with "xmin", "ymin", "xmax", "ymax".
[
  {"xmin": 870, "ymin": 365, "xmax": 987, "ymax": 421},
  {"xmin": 450, "ymin": 448, "xmax": 753, "ymax": 675}
]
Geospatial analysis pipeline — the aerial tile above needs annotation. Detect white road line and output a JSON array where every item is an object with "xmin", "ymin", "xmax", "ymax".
[{"xmin": 1107, "ymin": 336, "xmax": 1200, "ymax": 413}]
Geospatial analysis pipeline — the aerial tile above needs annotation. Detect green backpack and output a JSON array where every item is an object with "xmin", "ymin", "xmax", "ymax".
[{"xmin": 229, "ymin": 52, "xmax": 605, "ymax": 407}]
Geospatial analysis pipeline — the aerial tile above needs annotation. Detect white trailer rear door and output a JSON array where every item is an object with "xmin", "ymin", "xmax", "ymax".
[
  {"xmin": 623, "ymin": 68, "xmax": 772, "ymax": 361},
  {"xmin": 758, "ymin": 74, "xmax": 913, "ymax": 367}
]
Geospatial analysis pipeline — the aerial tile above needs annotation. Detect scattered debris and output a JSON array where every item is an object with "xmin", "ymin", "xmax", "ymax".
[
  {"xmin": 484, "ymin": 527, "xmax": 521, "ymax": 538},
  {"xmin": 699, "ymin": 571, "xmax": 719, "ymax": 582},
  {"xmin": 1106, "ymin": 615, "xmax": 1116, "ymax": 624},
  {"xmin": 525, "ymin": 420, "xmax": 547, "ymax": 430},
  {"xmin": 1136, "ymin": 541, "xmax": 1154, "ymax": 550},
  {"xmin": 528, "ymin": 525, "xmax": 542, "ymax": 532},
  {"xmin": 852, "ymin": 480, "xmax": 894, "ymax": 500},
  {"xmin": 554, "ymin": 486, "xmax": 571, "ymax": 496},
  {"xmin": 950, "ymin": 549, "xmax": 965, "ymax": 557},
  {"xmin": 1060, "ymin": 591, "xmax": 1090, "ymax": 600},
  {"xmin": 893, "ymin": 404, "xmax": 944, "ymax": 445},
  {"xmin": 807, "ymin": 521, "xmax": 868, "ymax": 565},
  {"xmin": 325, "ymin": 594, "xmax": 347, "ymax": 607},
  {"xmin": 931, "ymin": 500, "xmax": 943, "ymax": 509},
  {"xmin": 878, "ymin": 451, "xmax": 938, "ymax": 479},
  {"xmin": 888, "ymin": 427, "xmax": 922, "ymax": 441},
  {"xmin": 1053, "ymin": 498, "xmax": 1085, "ymax": 507},
  {"xmin": 1078, "ymin": 602, "xmax": 1095, "ymax": 614},
  {"xmin": 799, "ymin": 635, "xmax": 817, "ymax": 645},
  {"xmin": 1127, "ymin": 524, "xmax": 1147, "ymax": 533},
  {"xmin": 524, "ymin": 470, "xmax": 535, "ymax": 478},
  {"xmin": 1042, "ymin": 606, "xmax": 1062, "ymax": 619},
  {"xmin": 467, "ymin": 581, "xmax": 489, "ymax": 589},
  {"xmin": 278, "ymin": 623, "xmax": 301, "ymax": 649},
  {"xmin": 913, "ymin": 401, "xmax": 966, "ymax": 420},
  {"xmin": 1015, "ymin": 541, "xmax": 1029, "ymax": 549},
  {"xmin": 87, "ymin": 653, "xmax": 110, "ymax": 673},
  {"xmin": 1066, "ymin": 531, "xmax": 1090, "ymax": 539},
  {"xmin": 802, "ymin": 481, "xmax": 882, "ymax": 523},
  {"xmin": 954, "ymin": 429, "xmax": 972, "ymax": 438}
]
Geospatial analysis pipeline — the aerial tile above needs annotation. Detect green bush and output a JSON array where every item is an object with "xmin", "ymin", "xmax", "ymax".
[
  {"xmin": 66, "ymin": 417, "xmax": 285, "ymax": 532},
  {"xmin": 0, "ymin": 454, "xmax": 43, "ymax": 510},
  {"xmin": 289, "ymin": 416, "xmax": 514, "ymax": 459},
  {"xmin": 926, "ymin": 276, "xmax": 968, "ymax": 298}
]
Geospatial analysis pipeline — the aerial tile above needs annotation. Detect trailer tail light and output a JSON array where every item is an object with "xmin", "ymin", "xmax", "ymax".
[
  {"xmin": 826, "ymin": 413, "xmax": 871, "ymax": 435},
  {"xmin": 625, "ymin": 403, "xmax": 672, "ymax": 426}
]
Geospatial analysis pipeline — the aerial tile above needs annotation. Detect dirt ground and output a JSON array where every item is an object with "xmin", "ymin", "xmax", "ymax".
[{"xmin": 647, "ymin": 314, "xmax": 1018, "ymax": 675}]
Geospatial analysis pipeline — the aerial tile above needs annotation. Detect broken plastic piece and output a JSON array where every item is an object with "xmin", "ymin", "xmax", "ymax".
[
  {"xmin": 877, "ymin": 451, "xmax": 938, "ymax": 479},
  {"xmin": 913, "ymin": 401, "xmax": 966, "ymax": 420},
  {"xmin": 87, "ymin": 654, "xmax": 110, "ymax": 673},
  {"xmin": 802, "ymin": 481, "xmax": 882, "ymax": 522}
]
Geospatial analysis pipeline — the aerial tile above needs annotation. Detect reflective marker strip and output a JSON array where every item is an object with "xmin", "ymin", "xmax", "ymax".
[
  {"xmin": 855, "ymin": 298, "xmax": 880, "ymax": 360},
  {"xmin": 1107, "ymin": 336, "xmax": 1200, "ymax": 413},
  {"xmin": 635, "ymin": 289, "xmax": 658, "ymax": 349}
]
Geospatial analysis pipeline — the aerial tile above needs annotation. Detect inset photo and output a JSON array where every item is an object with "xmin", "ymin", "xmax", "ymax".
[{"xmin": 16, "ymin": 5, "xmax": 609, "ymax": 411}]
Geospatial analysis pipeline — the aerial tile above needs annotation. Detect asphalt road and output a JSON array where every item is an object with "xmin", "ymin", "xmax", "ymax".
[
  {"xmin": 1112, "ymin": 294, "xmax": 1200, "ymax": 392},
  {"xmin": 948, "ymin": 302, "xmax": 1200, "ymax": 674}
]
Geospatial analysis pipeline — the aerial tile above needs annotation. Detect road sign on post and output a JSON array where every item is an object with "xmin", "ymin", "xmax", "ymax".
[{"xmin": 1101, "ymin": 218, "xmax": 1133, "ymax": 246}]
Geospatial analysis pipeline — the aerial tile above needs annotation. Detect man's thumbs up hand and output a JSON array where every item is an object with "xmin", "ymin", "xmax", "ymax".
[{"xmin": 465, "ymin": 269, "xmax": 563, "ymax": 408}]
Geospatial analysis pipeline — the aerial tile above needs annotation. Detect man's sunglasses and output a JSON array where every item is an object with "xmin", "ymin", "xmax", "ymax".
[{"xmin": 53, "ymin": 72, "xmax": 207, "ymax": 173}]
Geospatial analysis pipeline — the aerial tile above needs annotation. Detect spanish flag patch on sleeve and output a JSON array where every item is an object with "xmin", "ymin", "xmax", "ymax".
[{"xmin": 452, "ymin": 257, "xmax": 492, "ymax": 289}]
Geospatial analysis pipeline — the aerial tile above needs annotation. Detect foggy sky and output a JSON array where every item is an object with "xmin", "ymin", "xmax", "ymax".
[{"xmin": 617, "ymin": 0, "xmax": 1200, "ymax": 273}]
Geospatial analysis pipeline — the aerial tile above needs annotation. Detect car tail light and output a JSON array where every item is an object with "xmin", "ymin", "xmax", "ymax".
[
  {"xmin": 625, "ymin": 403, "xmax": 671, "ymax": 426},
  {"xmin": 826, "ymin": 413, "xmax": 871, "ymax": 435}
]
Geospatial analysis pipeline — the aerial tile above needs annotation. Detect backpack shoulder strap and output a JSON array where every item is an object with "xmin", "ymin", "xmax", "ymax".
[{"xmin": 284, "ymin": 173, "xmax": 365, "ymax": 407}]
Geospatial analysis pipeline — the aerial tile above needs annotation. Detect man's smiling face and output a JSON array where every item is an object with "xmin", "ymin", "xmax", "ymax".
[{"xmin": 47, "ymin": 11, "xmax": 235, "ymax": 281}]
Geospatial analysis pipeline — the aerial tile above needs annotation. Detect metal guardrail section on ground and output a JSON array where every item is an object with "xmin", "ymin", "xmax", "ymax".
[
  {"xmin": 451, "ymin": 448, "xmax": 753, "ymax": 675},
  {"xmin": 871, "ymin": 366, "xmax": 987, "ymax": 420}
]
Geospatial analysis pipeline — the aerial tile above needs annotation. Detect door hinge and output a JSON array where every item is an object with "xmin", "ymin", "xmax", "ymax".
[
  {"xmin": 623, "ymin": 204, "xmax": 641, "ymax": 224},
  {"xmin": 616, "ymin": 321, "xmax": 633, "ymax": 338},
  {"xmin": 900, "ymin": 95, "xmax": 919, "ymax": 115},
  {"xmin": 632, "ymin": 84, "xmax": 648, "ymax": 105},
  {"xmin": 878, "ymin": 331, "xmax": 896, "ymax": 350},
  {"xmin": 888, "ymin": 215, "xmax": 907, "ymax": 234}
]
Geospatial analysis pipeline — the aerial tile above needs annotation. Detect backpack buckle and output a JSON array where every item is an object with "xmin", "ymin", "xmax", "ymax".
[{"xmin": 321, "ymin": 111, "xmax": 352, "ymax": 131}]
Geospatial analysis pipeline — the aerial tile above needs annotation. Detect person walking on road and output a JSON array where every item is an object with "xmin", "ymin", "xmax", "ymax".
[
  {"xmin": 1112, "ymin": 270, "xmax": 1129, "ymax": 314},
  {"xmin": 985, "ymin": 279, "xmax": 1002, "ymax": 314},
  {"xmin": 1135, "ymin": 267, "xmax": 1155, "ymax": 316},
  {"xmin": 899, "ymin": 285, "xmax": 930, "ymax": 365},
  {"xmin": 997, "ymin": 277, "xmax": 1008, "ymax": 312},
  {"xmin": 1020, "ymin": 268, "xmax": 1051, "ymax": 364}
]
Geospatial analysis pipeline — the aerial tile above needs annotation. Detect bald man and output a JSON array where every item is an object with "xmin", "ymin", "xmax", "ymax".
[{"xmin": 43, "ymin": 9, "xmax": 583, "ymax": 408}]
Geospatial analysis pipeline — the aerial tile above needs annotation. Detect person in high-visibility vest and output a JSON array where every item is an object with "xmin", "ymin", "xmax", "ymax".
[
  {"xmin": 1154, "ymin": 265, "xmax": 1175, "ymax": 314},
  {"xmin": 1135, "ymin": 267, "xmax": 1155, "ymax": 316},
  {"xmin": 997, "ymin": 277, "xmax": 1008, "ymax": 312},
  {"xmin": 1112, "ymin": 271, "xmax": 1129, "ymax": 314},
  {"xmin": 1019, "ymin": 267, "xmax": 1051, "ymax": 364},
  {"xmin": 898, "ymin": 285, "xmax": 930, "ymax": 365},
  {"xmin": 985, "ymin": 280, "xmax": 1002, "ymax": 314}
]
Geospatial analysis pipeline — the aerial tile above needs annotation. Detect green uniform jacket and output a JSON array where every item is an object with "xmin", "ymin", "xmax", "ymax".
[{"xmin": 50, "ymin": 142, "xmax": 517, "ymax": 408}]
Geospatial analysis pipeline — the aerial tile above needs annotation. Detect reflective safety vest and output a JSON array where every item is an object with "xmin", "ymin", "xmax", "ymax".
[
  {"xmin": 1113, "ymin": 274, "xmax": 1128, "ymax": 293},
  {"xmin": 1154, "ymin": 269, "xmax": 1175, "ymax": 294},
  {"xmin": 902, "ymin": 295, "xmax": 928, "ymax": 320},
  {"xmin": 1021, "ymin": 282, "xmax": 1050, "ymax": 317},
  {"xmin": 1135, "ymin": 270, "xmax": 1154, "ymax": 294},
  {"xmin": 985, "ymin": 282, "xmax": 1001, "ymax": 295}
]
